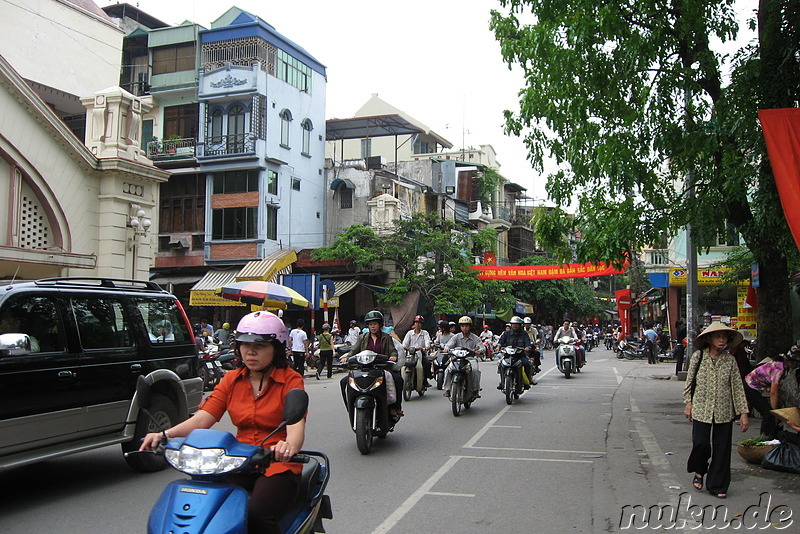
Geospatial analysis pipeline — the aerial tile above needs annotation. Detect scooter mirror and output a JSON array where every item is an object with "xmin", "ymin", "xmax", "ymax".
[
  {"xmin": 283, "ymin": 388, "xmax": 309, "ymax": 425},
  {"xmin": 136, "ymin": 375, "xmax": 152, "ymax": 411}
]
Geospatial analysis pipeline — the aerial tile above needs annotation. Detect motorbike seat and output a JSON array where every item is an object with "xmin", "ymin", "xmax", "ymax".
[{"xmin": 280, "ymin": 457, "xmax": 322, "ymax": 520}]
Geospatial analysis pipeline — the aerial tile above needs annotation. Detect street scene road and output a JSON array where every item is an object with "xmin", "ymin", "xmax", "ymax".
[{"xmin": 1, "ymin": 347, "xmax": 796, "ymax": 533}]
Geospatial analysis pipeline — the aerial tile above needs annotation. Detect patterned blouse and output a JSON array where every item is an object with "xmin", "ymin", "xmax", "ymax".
[{"xmin": 683, "ymin": 348, "xmax": 748, "ymax": 424}]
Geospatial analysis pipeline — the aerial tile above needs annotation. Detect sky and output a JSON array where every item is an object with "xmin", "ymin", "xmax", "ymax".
[{"xmin": 114, "ymin": 0, "xmax": 549, "ymax": 200}]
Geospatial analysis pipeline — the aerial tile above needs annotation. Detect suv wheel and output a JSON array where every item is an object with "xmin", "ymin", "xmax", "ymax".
[{"xmin": 122, "ymin": 393, "xmax": 179, "ymax": 472}]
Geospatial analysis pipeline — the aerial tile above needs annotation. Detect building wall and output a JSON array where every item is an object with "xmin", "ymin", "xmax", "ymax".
[{"xmin": 0, "ymin": 0, "xmax": 123, "ymax": 99}]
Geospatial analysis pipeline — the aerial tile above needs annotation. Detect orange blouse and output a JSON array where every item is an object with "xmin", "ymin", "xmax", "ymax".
[{"xmin": 199, "ymin": 366, "xmax": 305, "ymax": 477}]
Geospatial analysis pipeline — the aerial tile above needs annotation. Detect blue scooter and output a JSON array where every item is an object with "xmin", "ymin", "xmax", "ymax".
[{"xmin": 126, "ymin": 380, "xmax": 332, "ymax": 533}]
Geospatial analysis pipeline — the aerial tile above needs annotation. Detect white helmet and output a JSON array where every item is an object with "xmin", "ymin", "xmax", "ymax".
[
  {"xmin": 523, "ymin": 317, "xmax": 532, "ymax": 324},
  {"xmin": 510, "ymin": 316, "xmax": 524, "ymax": 324}
]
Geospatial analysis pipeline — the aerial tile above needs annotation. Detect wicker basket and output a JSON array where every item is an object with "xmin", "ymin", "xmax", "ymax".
[{"xmin": 737, "ymin": 444, "xmax": 775, "ymax": 464}]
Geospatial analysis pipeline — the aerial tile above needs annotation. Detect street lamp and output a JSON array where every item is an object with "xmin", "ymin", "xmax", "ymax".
[{"xmin": 128, "ymin": 205, "xmax": 151, "ymax": 279}]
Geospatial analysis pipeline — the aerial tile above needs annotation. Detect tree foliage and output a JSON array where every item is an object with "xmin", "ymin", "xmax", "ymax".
[
  {"xmin": 311, "ymin": 212, "xmax": 515, "ymax": 315},
  {"xmin": 490, "ymin": 0, "xmax": 800, "ymax": 356}
]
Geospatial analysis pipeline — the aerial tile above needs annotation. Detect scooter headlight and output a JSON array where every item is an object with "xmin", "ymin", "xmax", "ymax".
[
  {"xmin": 348, "ymin": 374, "xmax": 384, "ymax": 392},
  {"xmin": 355, "ymin": 351, "xmax": 377, "ymax": 365},
  {"xmin": 165, "ymin": 445, "xmax": 248, "ymax": 475},
  {"xmin": 451, "ymin": 348, "xmax": 469, "ymax": 358}
]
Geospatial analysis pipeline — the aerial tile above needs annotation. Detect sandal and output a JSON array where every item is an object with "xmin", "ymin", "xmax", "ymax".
[
  {"xmin": 692, "ymin": 474, "xmax": 704, "ymax": 491},
  {"xmin": 443, "ymin": 390, "xmax": 450, "ymax": 397},
  {"xmin": 711, "ymin": 492, "xmax": 727, "ymax": 499}
]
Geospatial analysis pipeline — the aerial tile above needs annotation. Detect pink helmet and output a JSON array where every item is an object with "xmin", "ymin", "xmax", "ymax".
[{"xmin": 234, "ymin": 311, "xmax": 287, "ymax": 345}]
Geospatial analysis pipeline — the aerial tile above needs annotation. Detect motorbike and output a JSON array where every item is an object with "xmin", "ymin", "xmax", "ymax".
[
  {"xmin": 498, "ymin": 346, "xmax": 528, "ymax": 404},
  {"xmin": 555, "ymin": 336, "xmax": 583, "ymax": 378},
  {"xmin": 216, "ymin": 347, "xmax": 237, "ymax": 371},
  {"xmin": 604, "ymin": 332, "xmax": 614, "ymax": 350},
  {"xmin": 402, "ymin": 347, "xmax": 428, "ymax": 400},
  {"xmin": 430, "ymin": 343, "xmax": 448, "ymax": 390},
  {"xmin": 342, "ymin": 350, "xmax": 400, "ymax": 454},
  {"xmin": 446, "ymin": 347, "xmax": 481, "ymax": 416},
  {"xmin": 198, "ymin": 344, "xmax": 224, "ymax": 391},
  {"xmin": 620, "ymin": 336, "xmax": 647, "ymax": 360},
  {"xmin": 126, "ymin": 379, "xmax": 332, "ymax": 534}
]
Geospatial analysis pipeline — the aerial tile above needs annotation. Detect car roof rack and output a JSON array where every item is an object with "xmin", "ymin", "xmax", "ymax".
[{"xmin": 34, "ymin": 277, "xmax": 165, "ymax": 292}]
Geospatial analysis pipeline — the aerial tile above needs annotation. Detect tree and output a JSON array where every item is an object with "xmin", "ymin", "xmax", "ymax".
[
  {"xmin": 311, "ymin": 212, "xmax": 516, "ymax": 318},
  {"xmin": 512, "ymin": 255, "xmax": 607, "ymax": 322},
  {"xmin": 490, "ymin": 0, "xmax": 800, "ymax": 358}
]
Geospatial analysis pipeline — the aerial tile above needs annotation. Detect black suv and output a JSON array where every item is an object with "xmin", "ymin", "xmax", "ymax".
[{"xmin": 0, "ymin": 278, "xmax": 203, "ymax": 472}]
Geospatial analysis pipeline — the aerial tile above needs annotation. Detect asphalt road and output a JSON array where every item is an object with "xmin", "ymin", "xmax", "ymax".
[{"xmin": 1, "ymin": 346, "xmax": 797, "ymax": 532}]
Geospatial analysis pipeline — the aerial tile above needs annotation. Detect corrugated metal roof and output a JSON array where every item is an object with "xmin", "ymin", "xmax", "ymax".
[
  {"xmin": 190, "ymin": 269, "xmax": 240, "ymax": 291},
  {"xmin": 333, "ymin": 279, "xmax": 359, "ymax": 296},
  {"xmin": 236, "ymin": 249, "xmax": 297, "ymax": 281}
]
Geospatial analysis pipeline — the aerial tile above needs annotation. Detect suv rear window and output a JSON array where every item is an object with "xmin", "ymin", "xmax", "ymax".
[
  {"xmin": 72, "ymin": 298, "xmax": 132, "ymax": 349},
  {"xmin": 136, "ymin": 298, "xmax": 191, "ymax": 344}
]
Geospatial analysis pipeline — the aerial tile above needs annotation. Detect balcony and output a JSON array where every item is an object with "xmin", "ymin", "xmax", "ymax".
[
  {"xmin": 199, "ymin": 133, "xmax": 256, "ymax": 158},
  {"xmin": 147, "ymin": 137, "xmax": 196, "ymax": 160},
  {"xmin": 643, "ymin": 248, "xmax": 669, "ymax": 267}
]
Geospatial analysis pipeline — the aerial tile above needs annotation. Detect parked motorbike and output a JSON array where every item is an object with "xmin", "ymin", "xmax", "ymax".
[
  {"xmin": 126, "ymin": 380, "xmax": 332, "ymax": 534},
  {"xmin": 430, "ymin": 343, "xmax": 448, "ymax": 390},
  {"xmin": 446, "ymin": 347, "xmax": 481, "ymax": 416},
  {"xmin": 620, "ymin": 336, "xmax": 647, "ymax": 360},
  {"xmin": 198, "ymin": 344, "xmax": 224, "ymax": 391},
  {"xmin": 402, "ymin": 347, "xmax": 428, "ymax": 400},
  {"xmin": 216, "ymin": 347, "xmax": 237, "ymax": 371},
  {"xmin": 555, "ymin": 336, "xmax": 582, "ymax": 378},
  {"xmin": 342, "ymin": 350, "xmax": 400, "ymax": 454},
  {"xmin": 498, "ymin": 346, "xmax": 528, "ymax": 404}
]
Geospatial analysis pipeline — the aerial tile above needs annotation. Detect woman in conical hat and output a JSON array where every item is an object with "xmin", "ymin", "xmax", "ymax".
[{"xmin": 683, "ymin": 322, "xmax": 749, "ymax": 499}]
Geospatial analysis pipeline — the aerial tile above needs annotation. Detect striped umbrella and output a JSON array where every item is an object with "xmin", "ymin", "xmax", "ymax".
[{"xmin": 215, "ymin": 281, "xmax": 309, "ymax": 309}]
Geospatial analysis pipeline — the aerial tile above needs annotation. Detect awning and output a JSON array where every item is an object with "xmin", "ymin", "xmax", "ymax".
[
  {"xmin": 330, "ymin": 178, "xmax": 354, "ymax": 191},
  {"xmin": 236, "ymin": 249, "xmax": 297, "ymax": 282},
  {"xmin": 150, "ymin": 274, "xmax": 203, "ymax": 286},
  {"xmin": 190, "ymin": 269, "xmax": 246, "ymax": 307},
  {"xmin": 333, "ymin": 279, "xmax": 359, "ymax": 296}
]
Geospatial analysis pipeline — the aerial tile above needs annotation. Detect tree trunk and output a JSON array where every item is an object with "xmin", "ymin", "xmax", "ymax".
[{"xmin": 753, "ymin": 245, "xmax": 793, "ymax": 360}]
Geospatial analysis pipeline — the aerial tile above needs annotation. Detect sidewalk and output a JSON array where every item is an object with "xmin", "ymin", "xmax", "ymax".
[{"xmin": 608, "ymin": 360, "xmax": 798, "ymax": 530}]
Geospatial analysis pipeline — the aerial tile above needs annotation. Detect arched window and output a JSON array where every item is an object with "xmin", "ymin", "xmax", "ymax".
[
  {"xmin": 301, "ymin": 119, "xmax": 313, "ymax": 155},
  {"xmin": 210, "ymin": 108, "xmax": 223, "ymax": 144},
  {"xmin": 280, "ymin": 109, "xmax": 292, "ymax": 147},
  {"xmin": 228, "ymin": 105, "xmax": 245, "ymax": 153}
]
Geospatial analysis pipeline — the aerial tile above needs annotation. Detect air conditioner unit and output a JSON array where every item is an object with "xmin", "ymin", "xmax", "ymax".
[
  {"xmin": 168, "ymin": 238, "xmax": 189, "ymax": 249},
  {"xmin": 366, "ymin": 156, "xmax": 386, "ymax": 170}
]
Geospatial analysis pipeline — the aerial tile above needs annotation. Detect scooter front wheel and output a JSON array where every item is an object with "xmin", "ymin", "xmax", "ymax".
[
  {"xmin": 403, "ymin": 370, "xmax": 413, "ymax": 401},
  {"xmin": 435, "ymin": 370, "xmax": 444, "ymax": 390},
  {"xmin": 355, "ymin": 408, "xmax": 373, "ymax": 454},
  {"xmin": 451, "ymin": 382, "xmax": 463, "ymax": 417},
  {"xmin": 504, "ymin": 374, "xmax": 514, "ymax": 405}
]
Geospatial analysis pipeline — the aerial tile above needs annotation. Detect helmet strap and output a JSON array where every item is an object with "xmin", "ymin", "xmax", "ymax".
[{"xmin": 251, "ymin": 363, "xmax": 274, "ymax": 392}]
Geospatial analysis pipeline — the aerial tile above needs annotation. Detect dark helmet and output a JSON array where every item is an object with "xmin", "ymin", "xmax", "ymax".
[
  {"xmin": 364, "ymin": 310, "xmax": 384, "ymax": 324},
  {"xmin": 438, "ymin": 320, "xmax": 449, "ymax": 328}
]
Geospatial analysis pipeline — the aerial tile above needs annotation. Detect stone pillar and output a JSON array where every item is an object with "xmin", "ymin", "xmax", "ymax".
[{"xmin": 81, "ymin": 87, "xmax": 153, "ymax": 163}]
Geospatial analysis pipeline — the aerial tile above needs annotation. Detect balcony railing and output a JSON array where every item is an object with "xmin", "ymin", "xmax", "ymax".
[
  {"xmin": 645, "ymin": 249, "xmax": 669, "ymax": 266},
  {"xmin": 147, "ymin": 137, "xmax": 196, "ymax": 160},
  {"xmin": 201, "ymin": 133, "xmax": 256, "ymax": 157}
]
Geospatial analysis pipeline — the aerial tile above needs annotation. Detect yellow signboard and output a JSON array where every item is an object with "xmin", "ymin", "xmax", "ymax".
[
  {"xmin": 318, "ymin": 297, "xmax": 340, "ymax": 308},
  {"xmin": 732, "ymin": 285, "xmax": 758, "ymax": 337},
  {"xmin": 190, "ymin": 290, "xmax": 247, "ymax": 307},
  {"xmin": 668, "ymin": 267, "xmax": 746, "ymax": 286}
]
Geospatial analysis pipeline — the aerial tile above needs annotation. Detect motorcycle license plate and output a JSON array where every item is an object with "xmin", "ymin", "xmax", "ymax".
[
  {"xmin": 213, "ymin": 361, "xmax": 222, "ymax": 369},
  {"xmin": 205, "ymin": 362, "xmax": 214, "ymax": 369}
]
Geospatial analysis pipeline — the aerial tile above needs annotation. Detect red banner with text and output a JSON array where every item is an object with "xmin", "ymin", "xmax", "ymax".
[{"xmin": 471, "ymin": 261, "xmax": 626, "ymax": 281}]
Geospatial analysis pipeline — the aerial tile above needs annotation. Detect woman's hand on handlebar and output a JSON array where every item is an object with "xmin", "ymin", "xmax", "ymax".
[{"xmin": 270, "ymin": 439, "xmax": 297, "ymax": 462}]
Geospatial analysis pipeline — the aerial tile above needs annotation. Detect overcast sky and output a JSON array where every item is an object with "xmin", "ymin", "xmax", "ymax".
[{"xmin": 118, "ymin": 0, "xmax": 548, "ymax": 199}]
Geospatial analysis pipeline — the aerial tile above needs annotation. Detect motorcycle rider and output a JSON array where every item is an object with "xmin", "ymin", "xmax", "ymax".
[
  {"xmin": 554, "ymin": 321, "xmax": 584, "ymax": 367},
  {"xmin": 497, "ymin": 316, "xmax": 536, "ymax": 388},
  {"xmin": 479, "ymin": 324, "xmax": 495, "ymax": 358},
  {"xmin": 443, "ymin": 315, "xmax": 484, "ymax": 398},
  {"xmin": 435, "ymin": 320, "xmax": 455, "ymax": 347},
  {"xmin": 140, "ymin": 311, "xmax": 305, "ymax": 534},
  {"xmin": 346, "ymin": 319, "xmax": 361, "ymax": 346},
  {"xmin": 340, "ymin": 310, "xmax": 404, "ymax": 419},
  {"xmin": 402, "ymin": 315, "xmax": 433, "ymax": 385},
  {"xmin": 523, "ymin": 317, "xmax": 542, "ymax": 371}
]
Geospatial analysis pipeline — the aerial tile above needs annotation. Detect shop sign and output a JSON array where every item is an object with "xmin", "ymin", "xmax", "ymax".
[
  {"xmin": 190, "ymin": 290, "xmax": 247, "ymax": 307},
  {"xmin": 318, "ymin": 297, "xmax": 340, "ymax": 308},
  {"xmin": 669, "ymin": 267, "xmax": 745, "ymax": 286},
  {"xmin": 733, "ymin": 285, "xmax": 758, "ymax": 337}
]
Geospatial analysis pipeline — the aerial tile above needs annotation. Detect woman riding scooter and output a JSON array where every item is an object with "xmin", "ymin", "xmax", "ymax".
[{"xmin": 140, "ymin": 311, "xmax": 305, "ymax": 534}]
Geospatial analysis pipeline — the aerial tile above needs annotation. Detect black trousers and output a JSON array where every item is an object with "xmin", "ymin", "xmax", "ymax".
[
  {"xmin": 318, "ymin": 349, "xmax": 333, "ymax": 378},
  {"xmin": 291, "ymin": 351, "xmax": 305, "ymax": 375},
  {"xmin": 744, "ymin": 386, "xmax": 778, "ymax": 438},
  {"xmin": 687, "ymin": 420, "xmax": 733, "ymax": 495},
  {"xmin": 228, "ymin": 471, "xmax": 301, "ymax": 534},
  {"xmin": 674, "ymin": 345, "xmax": 686, "ymax": 375}
]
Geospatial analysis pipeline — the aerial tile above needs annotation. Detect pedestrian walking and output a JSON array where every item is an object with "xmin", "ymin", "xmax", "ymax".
[
  {"xmin": 288, "ymin": 319, "xmax": 309, "ymax": 376},
  {"xmin": 316, "ymin": 323, "xmax": 334, "ymax": 379},
  {"xmin": 683, "ymin": 322, "xmax": 749, "ymax": 499}
]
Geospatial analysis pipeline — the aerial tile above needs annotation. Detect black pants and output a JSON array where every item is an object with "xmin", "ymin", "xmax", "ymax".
[
  {"xmin": 291, "ymin": 351, "xmax": 305, "ymax": 375},
  {"xmin": 687, "ymin": 420, "xmax": 733, "ymax": 495},
  {"xmin": 228, "ymin": 471, "xmax": 300, "ymax": 534},
  {"xmin": 674, "ymin": 345, "xmax": 686, "ymax": 375},
  {"xmin": 318, "ymin": 349, "xmax": 333, "ymax": 378},
  {"xmin": 645, "ymin": 340, "xmax": 657, "ymax": 364},
  {"xmin": 744, "ymin": 386, "xmax": 778, "ymax": 438}
]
